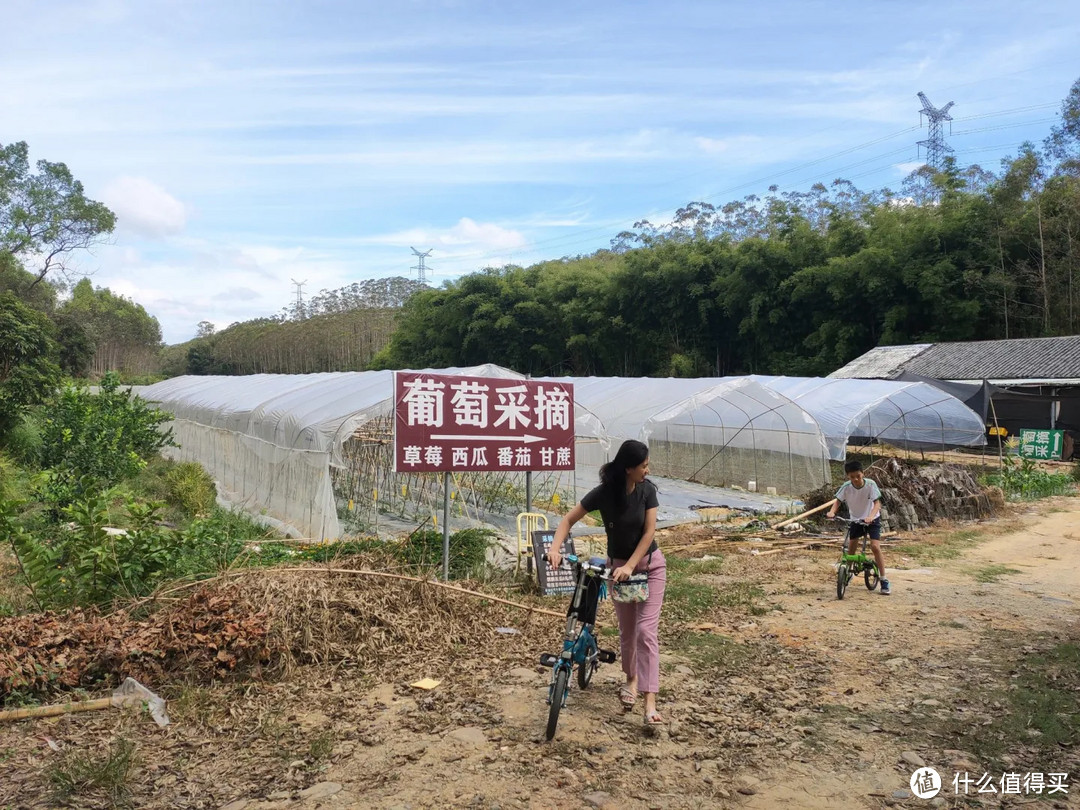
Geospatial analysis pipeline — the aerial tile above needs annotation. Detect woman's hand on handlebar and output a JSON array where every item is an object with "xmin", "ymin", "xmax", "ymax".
[
  {"xmin": 546, "ymin": 548, "xmax": 562, "ymax": 569},
  {"xmin": 612, "ymin": 563, "xmax": 634, "ymax": 582}
]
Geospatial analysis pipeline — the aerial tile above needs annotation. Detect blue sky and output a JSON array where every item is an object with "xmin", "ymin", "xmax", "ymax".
[{"xmin": 2, "ymin": 0, "xmax": 1079, "ymax": 343}]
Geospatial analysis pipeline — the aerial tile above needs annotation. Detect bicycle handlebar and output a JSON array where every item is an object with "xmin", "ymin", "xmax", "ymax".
[{"xmin": 541, "ymin": 553, "xmax": 646, "ymax": 583}]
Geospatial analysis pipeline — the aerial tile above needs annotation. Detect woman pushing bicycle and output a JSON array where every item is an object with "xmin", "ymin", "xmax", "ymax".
[
  {"xmin": 826, "ymin": 459, "xmax": 891, "ymax": 595},
  {"xmin": 547, "ymin": 439, "xmax": 667, "ymax": 727}
]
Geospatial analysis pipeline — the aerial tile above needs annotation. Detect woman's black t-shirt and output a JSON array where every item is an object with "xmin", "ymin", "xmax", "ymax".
[{"xmin": 580, "ymin": 479, "xmax": 659, "ymax": 560}]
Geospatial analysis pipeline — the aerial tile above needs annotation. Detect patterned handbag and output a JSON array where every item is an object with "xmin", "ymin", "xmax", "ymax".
[
  {"xmin": 611, "ymin": 552, "xmax": 652, "ymax": 603},
  {"xmin": 611, "ymin": 575, "xmax": 649, "ymax": 603}
]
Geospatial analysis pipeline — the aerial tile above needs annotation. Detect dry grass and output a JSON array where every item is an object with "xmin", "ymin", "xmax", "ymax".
[
  {"xmin": 0, "ymin": 547, "xmax": 33, "ymax": 617},
  {"xmin": 223, "ymin": 559, "xmax": 554, "ymax": 681}
]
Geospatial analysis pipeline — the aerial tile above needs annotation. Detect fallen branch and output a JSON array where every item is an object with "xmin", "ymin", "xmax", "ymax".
[
  {"xmin": 750, "ymin": 541, "xmax": 825, "ymax": 557},
  {"xmin": 750, "ymin": 533, "xmax": 902, "ymax": 556},
  {"xmin": 136, "ymin": 567, "xmax": 566, "ymax": 619}
]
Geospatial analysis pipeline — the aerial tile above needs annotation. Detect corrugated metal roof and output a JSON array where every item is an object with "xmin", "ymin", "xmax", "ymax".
[
  {"xmin": 833, "ymin": 336, "xmax": 1080, "ymax": 381},
  {"xmin": 828, "ymin": 344, "xmax": 932, "ymax": 378}
]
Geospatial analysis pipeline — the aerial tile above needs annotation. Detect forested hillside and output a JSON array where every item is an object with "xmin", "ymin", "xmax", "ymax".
[{"xmin": 161, "ymin": 277, "xmax": 424, "ymax": 376}]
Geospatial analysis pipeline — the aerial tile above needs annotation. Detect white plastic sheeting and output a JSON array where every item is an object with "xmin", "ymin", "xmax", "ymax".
[
  {"xmin": 545, "ymin": 376, "xmax": 831, "ymax": 495},
  {"xmin": 138, "ymin": 365, "xmax": 523, "ymax": 539},
  {"xmin": 749, "ymin": 376, "xmax": 988, "ymax": 460}
]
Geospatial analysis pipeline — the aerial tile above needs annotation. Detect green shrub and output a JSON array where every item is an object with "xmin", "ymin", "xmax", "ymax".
[
  {"xmin": 36, "ymin": 372, "xmax": 175, "ymax": 514},
  {"xmin": 164, "ymin": 462, "xmax": 217, "ymax": 516},
  {"xmin": 0, "ymin": 451, "xmax": 16, "ymax": 501},
  {"xmin": 7, "ymin": 493, "xmax": 189, "ymax": 607},
  {"xmin": 4, "ymin": 492, "xmax": 276, "ymax": 609},
  {"xmin": 175, "ymin": 508, "xmax": 273, "ymax": 577},
  {"xmin": 986, "ymin": 456, "xmax": 1073, "ymax": 501},
  {"xmin": 0, "ymin": 412, "xmax": 43, "ymax": 466},
  {"xmin": 400, "ymin": 528, "xmax": 494, "ymax": 579}
]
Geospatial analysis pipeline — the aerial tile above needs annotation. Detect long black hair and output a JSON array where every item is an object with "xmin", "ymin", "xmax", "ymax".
[{"xmin": 599, "ymin": 439, "xmax": 649, "ymax": 504}]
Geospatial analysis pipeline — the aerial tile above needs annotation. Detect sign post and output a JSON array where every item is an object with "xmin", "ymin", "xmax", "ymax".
[
  {"xmin": 442, "ymin": 472, "xmax": 451, "ymax": 580},
  {"xmin": 393, "ymin": 372, "xmax": 575, "ymax": 581}
]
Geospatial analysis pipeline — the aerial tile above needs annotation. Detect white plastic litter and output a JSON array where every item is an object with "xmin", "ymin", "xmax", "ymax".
[{"xmin": 113, "ymin": 677, "xmax": 171, "ymax": 728}]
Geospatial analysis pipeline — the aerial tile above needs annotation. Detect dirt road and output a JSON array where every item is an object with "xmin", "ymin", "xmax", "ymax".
[{"xmin": 2, "ymin": 498, "xmax": 1078, "ymax": 809}]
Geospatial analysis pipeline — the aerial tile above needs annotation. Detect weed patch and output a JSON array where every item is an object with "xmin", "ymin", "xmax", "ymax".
[
  {"xmin": 46, "ymin": 737, "xmax": 137, "ymax": 807},
  {"xmin": 309, "ymin": 730, "xmax": 335, "ymax": 762},
  {"xmin": 670, "ymin": 631, "xmax": 748, "ymax": 674},
  {"xmin": 896, "ymin": 528, "xmax": 982, "ymax": 564},
  {"xmin": 664, "ymin": 555, "xmax": 767, "ymax": 623},
  {"xmin": 899, "ymin": 634, "xmax": 1080, "ymax": 772},
  {"xmin": 974, "ymin": 564, "xmax": 1021, "ymax": 583}
]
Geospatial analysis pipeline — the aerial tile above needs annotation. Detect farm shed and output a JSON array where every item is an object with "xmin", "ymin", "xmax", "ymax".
[{"xmin": 831, "ymin": 335, "xmax": 1080, "ymax": 455}]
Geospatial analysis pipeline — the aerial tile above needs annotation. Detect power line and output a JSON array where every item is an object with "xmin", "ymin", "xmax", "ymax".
[{"xmin": 951, "ymin": 118, "xmax": 1057, "ymax": 137}]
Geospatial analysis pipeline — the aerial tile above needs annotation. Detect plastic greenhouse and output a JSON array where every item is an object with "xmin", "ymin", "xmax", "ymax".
[
  {"xmin": 548, "ymin": 376, "xmax": 831, "ymax": 496},
  {"xmin": 137, "ymin": 368, "xmax": 987, "ymax": 541},
  {"xmin": 749, "ymin": 376, "xmax": 988, "ymax": 460},
  {"xmin": 138, "ymin": 365, "xmax": 525, "ymax": 540}
]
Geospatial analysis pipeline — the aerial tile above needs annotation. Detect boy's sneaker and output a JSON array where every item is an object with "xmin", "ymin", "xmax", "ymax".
[{"xmin": 879, "ymin": 579, "xmax": 891, "ymax": 596}]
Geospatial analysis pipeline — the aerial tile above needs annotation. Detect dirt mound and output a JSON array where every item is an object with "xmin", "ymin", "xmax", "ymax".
[
  {"xmin": 0, "ymin": 562, "xmax": 548, "ymax": 703},
  {"xmin": 804, "ymin": 458, "xmax": 1003, "ymax": 531}
]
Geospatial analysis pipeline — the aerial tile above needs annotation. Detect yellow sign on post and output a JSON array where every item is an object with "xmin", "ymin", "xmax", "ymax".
[{"xmin": 516, "ymin": 512, "xmax": 549, "ymax": 575}]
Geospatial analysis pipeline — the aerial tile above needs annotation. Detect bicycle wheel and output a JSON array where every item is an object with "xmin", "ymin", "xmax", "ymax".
[
  {"xmin": 836, "ymin": 564, "xmax": 848, "ymax": 600},
  {"xmin": 578, "ymin": 652, "xmax": 597, "ymax": 690},
  {"xmin": 546, "ymin": 668, "xmax": 569, "ymax": 741},
  {"xmin": 864, "ymin": 565, "xmax": 879, "ymax": 591}
]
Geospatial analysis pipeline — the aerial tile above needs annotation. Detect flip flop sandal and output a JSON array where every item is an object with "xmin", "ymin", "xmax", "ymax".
[
  {"xmin": 618, "ymin": 686, "xmax": 637, "ymax": 711},
  {"xmin": 643, "ymin": 710, "xmax": 665, "ymax": 726}
]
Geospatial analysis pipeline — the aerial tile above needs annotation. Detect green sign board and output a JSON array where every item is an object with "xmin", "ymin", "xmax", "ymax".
[{"xmin": 1017, "ymin": 429, "xmax": 1064, "ymax": 460}]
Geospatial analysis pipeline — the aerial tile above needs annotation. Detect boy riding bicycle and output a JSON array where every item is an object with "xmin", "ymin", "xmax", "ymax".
[{"xmin": 826, "ymin": 460, "xmax": 890, "ymax": 595}]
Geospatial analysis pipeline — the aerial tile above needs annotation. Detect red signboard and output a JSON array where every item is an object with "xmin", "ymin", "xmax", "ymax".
[{"xmin": 394, "ymin": 373, "xmax": 575, "ymax": 472}]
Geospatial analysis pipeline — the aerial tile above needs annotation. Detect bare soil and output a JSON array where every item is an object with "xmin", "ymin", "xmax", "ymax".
[{"xmin": 2, "ymin": 498, "xmax": 1079, "ymax": 810}]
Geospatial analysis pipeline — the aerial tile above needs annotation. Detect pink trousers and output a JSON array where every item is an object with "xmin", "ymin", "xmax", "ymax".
[{"xmin": 611, "ymin": 549, "xmax": 666, "ymax": 694}]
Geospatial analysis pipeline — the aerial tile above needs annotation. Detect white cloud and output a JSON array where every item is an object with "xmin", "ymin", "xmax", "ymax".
[
  {"xmin": 100, "ymin": 176, "xmax": 188, "ymax": 238},
  {"xmin": 442, "ymin": 218, "xmax": 527, "ymax": 251},
  {"xmin": 894, "ymin": 161, "xmax": 927, "ymax": 175},
  {"xmin": 359, "ymin": 218, "xmax": 528, "ymax": 254},
  {"xmin": 695, "ymin": 134, "xmax": 765, "ymax": 156}
]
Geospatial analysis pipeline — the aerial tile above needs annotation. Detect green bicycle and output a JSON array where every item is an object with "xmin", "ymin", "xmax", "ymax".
[{"xmin": 833, "ymin": 516, "xmax": 881, "ymax": 599}]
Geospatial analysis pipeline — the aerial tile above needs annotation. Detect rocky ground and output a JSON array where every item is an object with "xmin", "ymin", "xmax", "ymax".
[{"xmin": 1, "ymin": 497, "xmax": 1079, "ymax": 810}]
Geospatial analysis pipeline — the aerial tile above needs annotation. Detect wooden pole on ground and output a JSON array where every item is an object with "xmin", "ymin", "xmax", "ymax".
[
  {"xmin": 0, "ymin": 698, "xmax": 112, "ymax": 723},
  {"xmin": 772, "ymin": 499, "xmax": 836, "ymax": 529}
]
